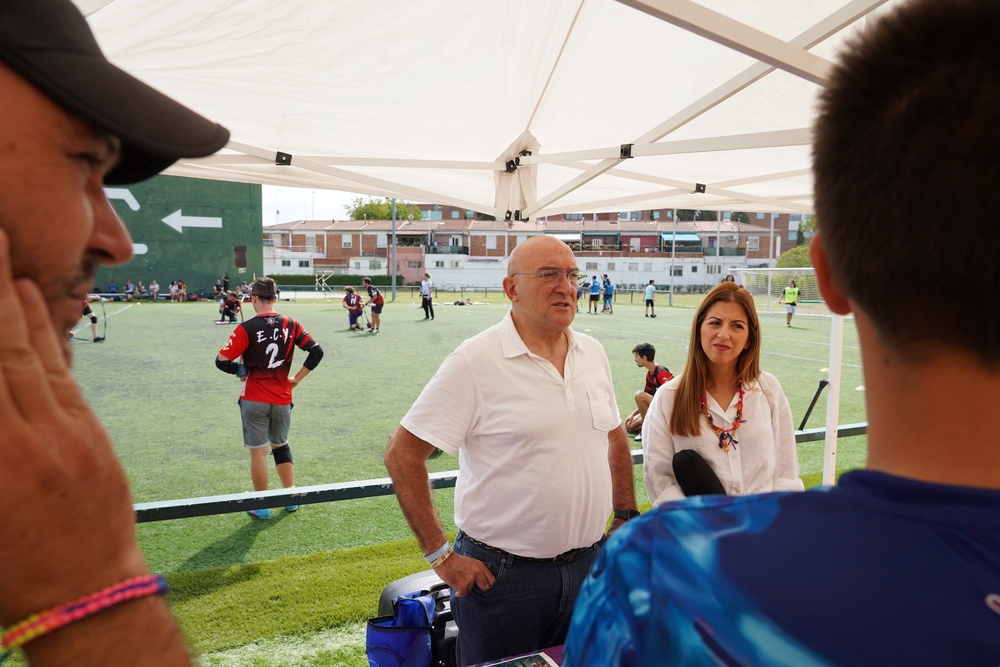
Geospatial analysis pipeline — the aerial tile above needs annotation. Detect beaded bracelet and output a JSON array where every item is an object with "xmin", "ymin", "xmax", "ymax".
[
  {"xmin": 1, "ymin": 574, "xmax": 169, "ymax": 658},
  {"xmin": 423, "ymin": 541, "xmax": 451, "ymax": 565}
]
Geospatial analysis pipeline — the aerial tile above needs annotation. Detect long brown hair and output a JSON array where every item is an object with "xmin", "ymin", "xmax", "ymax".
[{"xmin": 670, "ymin": 282, "xmax": 762, "ymax": 436}]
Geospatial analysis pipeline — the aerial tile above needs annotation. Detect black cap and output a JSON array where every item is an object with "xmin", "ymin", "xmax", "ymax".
[{"xmin": 0, "ymin": 0, "xmax": 230, "ymax": 184}]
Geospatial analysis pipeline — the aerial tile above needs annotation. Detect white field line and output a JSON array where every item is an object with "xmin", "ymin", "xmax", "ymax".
[{"xmin": 71, "ymin": 302, "xmax": 134, "ymax": 335}]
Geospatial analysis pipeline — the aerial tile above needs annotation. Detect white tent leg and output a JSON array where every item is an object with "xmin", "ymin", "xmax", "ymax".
[{"xmin": 822, "ymin": 313, "xmax": 845, "ymax": 485}]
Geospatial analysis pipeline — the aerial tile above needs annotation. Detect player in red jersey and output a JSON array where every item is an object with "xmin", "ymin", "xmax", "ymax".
[{"xmin": 216, "ymin": 278, "xmax": 323, "ymax": 518}]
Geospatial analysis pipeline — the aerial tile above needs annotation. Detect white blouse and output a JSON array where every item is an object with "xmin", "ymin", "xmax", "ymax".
[{"xmin": 642, "ymin": 371, "xmax": 804, "ymax": 506}]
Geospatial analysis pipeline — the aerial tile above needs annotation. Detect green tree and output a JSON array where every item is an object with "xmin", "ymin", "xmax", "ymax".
[
  {"xmin": 731, "ymin": 211, "xmax": 750, "ymax": 224},
  {"xmin": 676, "ymin": 209, "xmax": 696, "ymax": 221},
  {"xmin": 776, "ymin": 243, "xmax": 813, "ymax": 268},
  {"xmin": 696, "ymin": 210, "xmax": 718, "ymax": 221},
  {"xmin": 347, "ymin": 197, "xmax": 422, "ymax": 221}
]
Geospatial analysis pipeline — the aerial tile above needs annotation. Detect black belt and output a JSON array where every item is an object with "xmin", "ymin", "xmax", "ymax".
[{"xmin": 461, "ymin": 533, "xmax": 600, "ymax": 565}]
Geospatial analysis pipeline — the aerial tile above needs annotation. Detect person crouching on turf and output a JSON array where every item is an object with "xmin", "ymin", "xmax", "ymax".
[
  {"xmin": 218, "ymin": 291, "xmax": 240, "ymax": 324},
  {"xmin": 343, "ymin": 286, "xmax": 364, "ymax": 330}
]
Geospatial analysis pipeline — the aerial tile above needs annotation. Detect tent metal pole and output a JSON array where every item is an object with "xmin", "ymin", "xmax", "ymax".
[
  {"xmin": 822, "ymin": 314, "xmax": 845, "ymax": 485},
  {"xmin": 391, "ymin": 199, "xmax": 397, "ymax": 302}
]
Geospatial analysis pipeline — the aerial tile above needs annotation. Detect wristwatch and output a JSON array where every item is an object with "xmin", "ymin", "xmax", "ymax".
[{"xmin": 613, "ymin": 508, "xmax": 641, "ymax": 522}]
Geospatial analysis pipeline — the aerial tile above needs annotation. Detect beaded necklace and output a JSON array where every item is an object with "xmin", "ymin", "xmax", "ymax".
[{"xmin": 700, "ymin": 383, "xmax": 746, "ymax": 452}]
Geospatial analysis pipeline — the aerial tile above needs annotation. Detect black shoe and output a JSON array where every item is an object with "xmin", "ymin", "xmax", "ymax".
[{"xmin": 93, "ymin": 336, "xmax": 104, "ymax": 343}]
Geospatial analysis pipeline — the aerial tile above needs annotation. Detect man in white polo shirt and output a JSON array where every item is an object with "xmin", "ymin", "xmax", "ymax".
[{"xmin": 384, "ymin": 235, "xmax": 638, "ymax": 665}]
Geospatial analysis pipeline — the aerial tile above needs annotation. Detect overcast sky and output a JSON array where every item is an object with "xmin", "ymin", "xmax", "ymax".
[{"xmin": 261, "ymin": 185, "xmax": 366, "ymax": 226}]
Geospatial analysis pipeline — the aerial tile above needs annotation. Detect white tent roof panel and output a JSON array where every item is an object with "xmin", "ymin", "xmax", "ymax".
[{"xmin": 76, "ymin": 0, "xmax": 907, "ymax": 218}]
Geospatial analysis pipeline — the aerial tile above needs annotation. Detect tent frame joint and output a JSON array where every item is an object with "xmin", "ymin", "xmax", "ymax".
[
  {"xmin": 620, "ymin": 143, "xmax": 634, "ymax": 159},
  {"xmin": 275, "ymin": 151, "xmax": 292, "ymax": 166}
]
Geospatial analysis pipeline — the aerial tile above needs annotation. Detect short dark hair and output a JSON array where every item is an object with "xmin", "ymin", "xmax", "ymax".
[
  {"xmin": 250, "ymin": 277, "xmax": 277, "ymax": 300},
  {"xmin": 362, "ymin": 277, "xmax": 372, "ymax": 285},
  {"xmin": 814, "ymin": 0, "xmax": 1000, "ymax": 364},
  {"xmin": 632, "ymin": 342, "xmax": 655, "ymax": 362}
]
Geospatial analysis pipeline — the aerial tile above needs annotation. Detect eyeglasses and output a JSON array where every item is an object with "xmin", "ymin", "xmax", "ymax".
[{"xmin": 510, "ymin": 270, "xmax": 581, "ymax": 284}]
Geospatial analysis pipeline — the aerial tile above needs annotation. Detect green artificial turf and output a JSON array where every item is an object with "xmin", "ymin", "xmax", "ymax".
[{"xmin": 55, "ymin": 293, "xmax": 868, "ymax": 663}]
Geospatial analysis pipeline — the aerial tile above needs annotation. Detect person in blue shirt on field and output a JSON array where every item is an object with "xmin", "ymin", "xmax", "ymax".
[
  {"xmin": 643, "ymin": 279, "xmax": 656, "ymax": 317},
  {"xmin": 601, "ymin": 274, "xmax": 614, "ymax": 314},
  {"xmin": 588, "ymin": 275, "xmax": 601, "ymax": 314},
  {"xmin": 564, "ymin": 1, "xmax": 1000, "ymax": 664}
]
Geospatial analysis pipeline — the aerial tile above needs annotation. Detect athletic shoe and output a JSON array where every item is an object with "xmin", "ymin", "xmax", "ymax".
[
  {"xmin": 645, "ymin": 314, "xmax": 649, "ymax": 317},
  {"xmin": 634, "ymin": 434, "xmax": 642, "ymax": 442},
  {"xmin": 93, "ymin": 336, "xmax": 104, "ymax": 343},
  {"xmin": 247, "ymin": 508, "xmax": 270, "ymax": 520},
  {"xmin": 373, "ymin": 328, "xmax": 380, "ymax": 334},
  {"xmin": 285, "ymin": 505, "xmax": 299, "ymax": 512},
  {"xmin": 651, "ymin": 314, "xmax": 656, "ymax": 318}
]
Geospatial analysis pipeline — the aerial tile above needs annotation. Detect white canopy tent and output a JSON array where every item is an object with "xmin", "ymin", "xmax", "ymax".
[
  {"xmin": 76, "ymin": 0, "xmax": 902, "ymax": 220},
  {"xmin": 76, "ymin": 0, "xmax": 900, "ymax": 480}
]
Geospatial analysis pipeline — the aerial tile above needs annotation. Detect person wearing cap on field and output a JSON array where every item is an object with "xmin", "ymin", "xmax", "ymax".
[
  {"xmin": 216, "ymin": 278, "xmax": 323, "ymax": 519},
  {"xmin": 0, "ymin": 0, "xmax": 228, "ymax": 664}
]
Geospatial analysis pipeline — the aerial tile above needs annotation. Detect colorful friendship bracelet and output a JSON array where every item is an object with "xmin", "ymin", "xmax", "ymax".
[{"xmin": 1, "ymin": 574, "xmax": 169, "ymax": 655}]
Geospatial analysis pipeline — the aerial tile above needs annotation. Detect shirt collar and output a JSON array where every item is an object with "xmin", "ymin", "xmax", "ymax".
[{"xmin": 498, "ymin": 310, "xmax": 580, "ymax": 358}]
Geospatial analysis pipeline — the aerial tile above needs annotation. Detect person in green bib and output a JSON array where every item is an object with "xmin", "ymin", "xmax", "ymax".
[{"xmin": 779, "ymin": 279, "xmax": 800, "ymax": 326}]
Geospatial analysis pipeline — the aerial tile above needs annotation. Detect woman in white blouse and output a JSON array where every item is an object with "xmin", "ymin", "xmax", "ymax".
[{"xmin": 642, "ymin": 282, "xmax": 804, "ymax": 505}]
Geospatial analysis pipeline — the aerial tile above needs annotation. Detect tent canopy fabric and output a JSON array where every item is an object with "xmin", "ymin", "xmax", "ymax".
[
  {"xmin": 661, "ymin": 233, "xmax": 703, "ymax": 243},
  {"xmin": 76, "ymin": 0, "xmax": 903, "ymax": 219}
]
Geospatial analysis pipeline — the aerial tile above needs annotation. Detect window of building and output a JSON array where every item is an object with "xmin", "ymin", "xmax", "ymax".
[
  {"xmin": 691, "ymin": 266, "xmax": 698, "ymax": 273},
  {"xmin": 628, "ymin": 262, "xmax": 638, "ymax": 271},
  {"xmin": 590, "ymin": 239, "xmax": 603, "ymax": 248},
  {"xmin": 607, "ymin": 262, "xmax": 615, "ymax": 271},
  {"xmin": 342, "ymin": 234, "xmax": 352, "ymax": 248},
  {"xmin": 408, "ymin": 261, "xmax": 422, "ymax": 268},
  {"xmin": 585, "ymin": 262, "xmax": 598, "ymax": 270},
  {"xmin": 449, "ymin": 261, "xmax": 460, "ymax": 268},
  {"xmin": 757, "ymin": 212, "xmax": 766, "ymax": 219},
  {"xmin": 451, "ymin": 210, "xmax": 460, "ymax": 219},
  {"xmin": 618, "ymin": 211, "xmax": 641, "ymax": 221},
  {"xmin": 435, "ymin": 261, "xmax": 444, "ymax": 268},
  {"xmin": 263, "ymin": 238, "xmax": 273, "ymax": 247},
  {"xmin": 376, "ymin": 233, "xmax": 387, "ymax": 248},
  {"xmin": 450, "ymin": 235, "xmax": 462, "ymax": 247},
  {"xmin": 565, "ymin": 213, "xmax": 584, "ymax": 221},
  {"xmin": 747, "ymin": 236, "xmax": 760, "ymax": 251},
  {"xmin": 305, "ymin": 234, "xmax": 316, "ymax": 252},
  {"xmin": 486, "ymin": 235, "xmax": 497, "ymax": 250},
  {"xmin": 672, "ymin": 266, "xmax": 682, "ymax": 276},
  {"xmin": 652, "ymin": 211, "xmax": 660, "ymax": 219},
  {"xmin": 707, "ymin": 265, "xmax": 720, "ymax": 274},
  {"xmin": 281, "ymin": 260, "xmax": 290, "ymax": 267},
  {"xmin": 643, "ymin": 262, "xmax": 652, "ymax": 271},
  {"xmin": 354, "ymin": 261, "xmax": 362, "ymax": 270},
  {"xmin": 298, "ymin": 260, "xmax": 310, "ymax": 268},
  {"xmin": 371, "ymin": 260, "xmax": 382, "ymax": 270},
  {"xmin": 465, "ymin": 210, "xmax": 474, "ymax": 219},
  {"xmin": 422, "ymin": 209, "xmax": 443, "ymax": 221}
]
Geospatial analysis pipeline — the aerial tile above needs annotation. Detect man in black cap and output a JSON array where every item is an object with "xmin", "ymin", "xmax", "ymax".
[{"xmin": 0, "ymin": 0, "xmax": 227, "ymax": 664}]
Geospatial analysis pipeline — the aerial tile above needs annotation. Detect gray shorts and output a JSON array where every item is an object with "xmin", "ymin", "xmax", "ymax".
[
  {"xmin": 785, "ymin": 303, "xmax": 797, "ymax": 314},
  {"xmin": 240, "ymin": 399, "xmax": 291, "ymax": 448}
]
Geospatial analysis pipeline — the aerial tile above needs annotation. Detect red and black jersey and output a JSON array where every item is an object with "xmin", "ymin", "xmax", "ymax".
[
  {"xmin": 366, "ymin": 285, "xmax": 384, "ymax": 305},
  {"xmin": 219, "ymin": 312, "xmax": 318, "ymax": 405},
  {"xmin": 344, "ymin": 292, "xmax": 363, "ymax": 312},
  {"xmin": 644, "ymin": 364, "xmax": 673, "ymax": 395}
]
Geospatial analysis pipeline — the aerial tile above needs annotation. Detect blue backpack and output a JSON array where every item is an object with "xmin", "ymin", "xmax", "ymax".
[{"xmin": 367, "ymin": 590, "xmax": 438, "ymax": 667}]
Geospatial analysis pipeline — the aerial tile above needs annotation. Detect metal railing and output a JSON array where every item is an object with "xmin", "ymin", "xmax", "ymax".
[{"xmin": 134, "ymin": 423, "xmax": 867, "ymax": 523}]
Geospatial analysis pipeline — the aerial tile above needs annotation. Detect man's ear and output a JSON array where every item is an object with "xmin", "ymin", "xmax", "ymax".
[
  {"xmin": 502, "ymin": 275, "xmax": 517, "ymax": 302},
  {"xmin": 810, "ymin": 232, "xmax": 852, "ymax": 315}
]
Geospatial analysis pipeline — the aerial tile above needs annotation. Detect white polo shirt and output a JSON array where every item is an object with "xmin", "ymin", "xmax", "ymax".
[{"xmin": 401, "ymin": 310, "xmax": 621, "ymax": 558}]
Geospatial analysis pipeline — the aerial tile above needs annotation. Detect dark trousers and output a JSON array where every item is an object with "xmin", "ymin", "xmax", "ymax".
[
  {"xmin": 422, "ymin": 296, "xmax": 434, "ymax": 319},
  {"xmin": 451, "ymin": 531, "xmax": 601, "ymax": 666}
]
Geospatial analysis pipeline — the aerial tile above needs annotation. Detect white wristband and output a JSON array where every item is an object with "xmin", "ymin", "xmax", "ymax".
[{"xmin": 423, "ymin": 541, "xmax": 450, "ymax": 564}]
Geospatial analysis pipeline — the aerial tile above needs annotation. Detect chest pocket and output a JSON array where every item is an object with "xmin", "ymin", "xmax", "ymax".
[{"xmin": 587, "ymin": 388, "xmax": 616, "ymax": 432}]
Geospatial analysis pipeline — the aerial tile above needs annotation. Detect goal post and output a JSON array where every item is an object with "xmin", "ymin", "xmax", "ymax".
[{"xmin": 732, "ymin": 267, "xmax": 827, "ymax": 316}]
